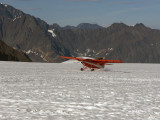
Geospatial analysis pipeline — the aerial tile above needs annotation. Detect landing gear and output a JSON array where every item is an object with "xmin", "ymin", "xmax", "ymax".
[
  {"xmin": 81, "ymin": 68, "xmax": 95, "ymax": 71},
  {"xmin": 81, "ymin": 61, "xmax": 96, "ymax": 71},
  {"xmin": 91, "ymin": 69, "xmax": 94, "ymax": 71},
  {"xmin": 81, "ymin": 68, "xmax": 84, "ymax": 71},
  {"xmin": 81, "ymin": 66, "xmax": 87, "ymax": 71}
]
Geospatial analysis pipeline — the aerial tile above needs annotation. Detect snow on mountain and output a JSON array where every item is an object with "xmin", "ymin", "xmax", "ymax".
[
  {"xmin": 24, "ymin": 49, "xmax": 47, "ymax": 62},
  {"xmin": 48, "ymin": 29, "xmax": 56, "ymax": 38},
  {"xmin": 0, "ymin": 3, "xmax": 7, "ymax": 7},
  {"xmin": 12, "ymin": 15, "xmax": 22, "ymax": 21}
]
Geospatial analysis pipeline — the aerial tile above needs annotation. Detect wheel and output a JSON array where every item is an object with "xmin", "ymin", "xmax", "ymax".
[
  {"xmin": 91, "ymin": 69, "xmax": 94, "ymax": 71},
  {"xmin": 81, "ymin": 68, "xmax": 84, "ymax": 71}
]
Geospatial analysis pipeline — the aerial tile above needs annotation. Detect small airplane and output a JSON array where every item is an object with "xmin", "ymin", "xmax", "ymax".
[{"xmin": 61, "ymin": 56, "xmax": 123, "ymax": 71}]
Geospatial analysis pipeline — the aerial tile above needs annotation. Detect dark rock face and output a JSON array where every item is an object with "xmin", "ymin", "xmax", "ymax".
[
  {"xmin": 0, "ymin": 4, "xmax": 68, "ymax": 62},
  {"xmin": 0, "ymin": 39, "xmax": 31, "ymax": 62},
  {"xmin": 55, "ymin": 23, "xmax": 160, "ymax": 63},
  {"xmin": 0, "ymin": 4, "xmax": 160, "ymax": 63},
  {"xmin": 77, "ymin": 23, "xmax": 103, "ymax": 30}
]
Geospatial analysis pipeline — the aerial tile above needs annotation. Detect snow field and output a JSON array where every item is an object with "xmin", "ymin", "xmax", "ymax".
[{"xmin": 0, "ymin": 61, "xmax": 160, "ymax": 120}]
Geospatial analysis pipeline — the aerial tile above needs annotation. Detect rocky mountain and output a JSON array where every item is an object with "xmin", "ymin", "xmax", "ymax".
[
  {"xmin": 54, "ymin": 23, "xmax": 160, "ymax": 63},
  {"xmin": 0, "ymin": 4, "xmax": 160, "ymax": 63},
  {"xmin": 0, "ymin": 39, "xmax": 31, "ymax": 62},
  {"xmin": 63, "ymin": 25, "xmax": 77, "ymax": 30},
  {"xmin": 0, "ymin": 3, "xmax": 69, "ymax": 62},
  {"xmin": 77, "ymin": 23, "xmax": 103, "ymax": 30},
  {"xmin": 63, "ymin": 23, "xmax": 103, "ymax": 30}
]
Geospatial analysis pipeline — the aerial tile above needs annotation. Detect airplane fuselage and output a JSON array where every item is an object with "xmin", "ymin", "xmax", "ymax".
[{"xmin": 81, "ymin": 59, "xmax": 105, "ymax": 69}]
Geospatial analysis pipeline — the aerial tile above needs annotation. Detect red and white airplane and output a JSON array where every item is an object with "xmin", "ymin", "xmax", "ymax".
[{"xmin": 61, "ymin": 56, "xmax": 123, "ymax": 71}]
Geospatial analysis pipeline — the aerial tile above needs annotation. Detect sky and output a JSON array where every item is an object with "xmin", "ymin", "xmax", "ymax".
[{"xmin": 0, "ymin": 0, "xmax": 160, "ymax": 29}]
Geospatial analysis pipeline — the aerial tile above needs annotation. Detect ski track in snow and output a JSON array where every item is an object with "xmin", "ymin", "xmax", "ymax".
[{"xmin": 0, "ymin": 61, "xmax": 160, "ymax": 120}]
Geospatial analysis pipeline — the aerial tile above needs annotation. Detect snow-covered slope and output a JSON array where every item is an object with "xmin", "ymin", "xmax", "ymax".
[
  {"xmin": 0, "ymin": 62, "xmax": 160, "ymax": 120},
  {"xmin": 48, "ymin": 29, "xmax": 56, "ymax": 38}
]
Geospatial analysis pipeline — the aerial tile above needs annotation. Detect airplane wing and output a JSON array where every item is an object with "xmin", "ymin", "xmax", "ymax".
[
  {"xmin": 92, "ymin": 59, "xmax": 123, "ymax": 63},
  {"xmin": 61, "ymin": 56, "xmax": 122, "ymax": 63},
  {"xmin": 60, "ymin": 56, "xmax": 85, "ymax": 61}
]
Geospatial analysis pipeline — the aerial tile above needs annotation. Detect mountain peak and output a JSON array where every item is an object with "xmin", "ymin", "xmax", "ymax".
[
  {"xmin": 108, "ymin": 23, "xmax": 129, "ymax": 31},
  {"xmin": 0, "ymin": 3, "xmax": 24, "ymax": 18},
  {"xmin": 50, "ymin": 23, "xmax": 61, "ymax": 30},
  {"xmin": 110, "ymin": 23, "xmax": 128, "ymax": 28},
  {"xmin": 77, "ymin": 23, "xmax": 103, "ymax": 30},
  {"xmin": 62, "ymin": 23, "xmax": 103, "ymax": 30},
  {"xmin": 134, "ymin": 23, "xmax": 146, "ymax": 28},
  {"xmin": 63, "ymin": 25, "xmax": 76, "ymax": 30}
]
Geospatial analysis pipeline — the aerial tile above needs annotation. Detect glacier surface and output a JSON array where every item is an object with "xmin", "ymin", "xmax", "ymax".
[{"xmin": 0, "ymin": 61, "xmax": 160, "ymax": 120}]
